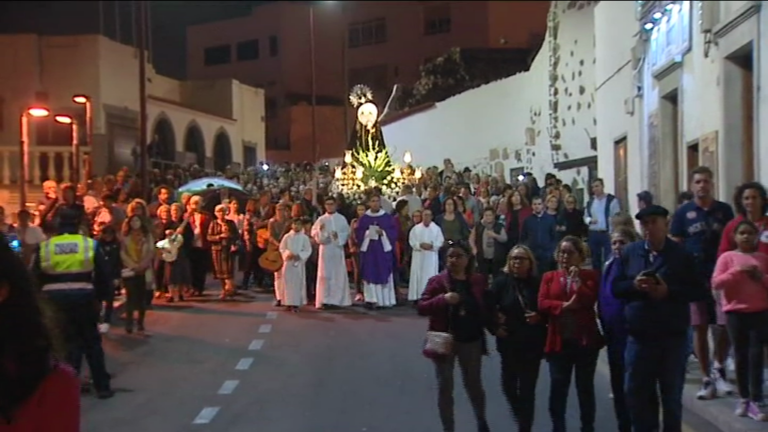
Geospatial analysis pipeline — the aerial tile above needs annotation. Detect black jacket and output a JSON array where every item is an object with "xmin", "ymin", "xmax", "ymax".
[{"xmin": 489, "ymin": 273, "xmax": 547, "ymax": 352}]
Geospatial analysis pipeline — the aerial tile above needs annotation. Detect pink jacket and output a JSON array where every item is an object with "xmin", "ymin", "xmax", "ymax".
[{"xmin": 712, "ymin": 251, "xmax": 768, "ymax": 313}]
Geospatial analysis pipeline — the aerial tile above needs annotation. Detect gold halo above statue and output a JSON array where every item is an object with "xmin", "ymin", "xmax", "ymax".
[{"xmin": 348, "ymin": 84, "xmax": 374, "ymax": 108}]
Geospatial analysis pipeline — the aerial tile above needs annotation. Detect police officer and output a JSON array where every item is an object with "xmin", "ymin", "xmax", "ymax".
[{"xmin": 32, "ymin": 212, "xmax": 114, "ymax": 399}]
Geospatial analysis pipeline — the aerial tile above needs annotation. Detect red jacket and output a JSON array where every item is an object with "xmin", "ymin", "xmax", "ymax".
[
  {"xmin": 717, "ymin": 215, "xmax": 768, "ymax": 257},
  {"xmin": 538, "ymin": 268, "xmax": 602, "ymax": 353},
  {"xmin": 0, "ymin": 364, "xmax": 80, "ymax": 432},
  {"xmin": 417, "ymin": 271, "xmax": 494, "ymax": 358}
]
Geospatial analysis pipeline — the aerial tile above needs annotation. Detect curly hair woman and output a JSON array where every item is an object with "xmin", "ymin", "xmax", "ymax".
[{"xmin": 0, "ymin": 233, "xmax": 79, "ymax": 431}]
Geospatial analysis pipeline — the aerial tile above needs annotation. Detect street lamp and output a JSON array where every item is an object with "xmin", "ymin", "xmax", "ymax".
[
  {"xmin": 72, "ymin": 95, "xmax": 92, "ymax": 180},
  {"xmin": 19, "ymin": 107, "xmax": 51, "ymax": 209},
  {"xmin": 54, "ymin": 115, "xmax": 81, "ymax": 185}
]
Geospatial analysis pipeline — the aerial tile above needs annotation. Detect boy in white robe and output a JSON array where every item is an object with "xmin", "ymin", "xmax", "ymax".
[
  {"xmin": 278, "ymin": 218, "xmax": 313, "ymax": 312},
  {"xmin": 408, "ymin": 209, "xmax": 444, "ymax": 303}
]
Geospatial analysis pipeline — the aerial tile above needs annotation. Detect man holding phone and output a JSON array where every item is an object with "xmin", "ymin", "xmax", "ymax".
[{"xmin": 612, "ymin": 205, "xmax": 707, "ymax": 432}]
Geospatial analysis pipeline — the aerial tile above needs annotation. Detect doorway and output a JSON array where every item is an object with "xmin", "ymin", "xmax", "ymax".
[
  {"xmin": 614, "ymin": 137, "xmax": 628, "ymax": 209},
  {"xmin": 731, "ymin": 49, "xmax": 755, "ymax": 181},
  {"xmin": 687, "ymin": 140, "xmax": 699, "ymax": 180},
  {"xmin": 660, "ymin": 90, "xmax": 681, "ymax": 203}
]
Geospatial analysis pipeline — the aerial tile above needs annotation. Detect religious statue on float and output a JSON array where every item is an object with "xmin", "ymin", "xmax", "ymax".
[{"xmin": 337, "ymin": 84, "xmax": 398, "ymax": 193}]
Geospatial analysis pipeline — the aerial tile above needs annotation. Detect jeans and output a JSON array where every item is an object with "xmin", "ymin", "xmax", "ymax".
[
  {"xmin": 587, "ymin": 231, "xmax": 611, "ymax": 271},
  {"xmin": 547, "ymin": 341, "xmax": 599, "ymax": 432},
  {"xmin": 101, "ymin": 282, "xmax": 116, "ymax": 324},
  {"xmin": 605, "ymin": 328, "xmax": 632, "ymax": 432},
  {"xmin": 625, "ymin": 335, "xmax": 688, "ymax": 432},
  {"xmin": 47, "ymin": 293, "xmax": 111, "ymax": 391},
  {"xmin": 725, "ymin": 311, "xmax": 768, "ymax": 401},
  {"xmin": 433, "ymin": 340, "xmax": 487, "ymax": 432},
  {"xmin": 189, "ymin": 247, "xmax": 210, "ymax": 294},
  {"xmin": 500, "ymin": 345, "xmax": 542, "ymax": 432}
]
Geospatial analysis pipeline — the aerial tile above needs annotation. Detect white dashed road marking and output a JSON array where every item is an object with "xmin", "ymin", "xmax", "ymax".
[
  {"xmin": 266, "ymin": 311, "xmax": 278, "ymax": 319},
  {"xmin": 217, "ymin": 380, "xmax": 239, "ymax": 394},
  {"xmin": 248, "ymin": 339, "xmax": 265, "ymax": 350},
  {"xmin": 192, "ymin": 407, "xmax": 220, "ymax": 424},
  {"xmin": 259, "ymin": 324, "xmax": 272, "ymax": 333},
  {"xmin": 235, "ymin": 358, "xmax": 254, "ymax": 370}
]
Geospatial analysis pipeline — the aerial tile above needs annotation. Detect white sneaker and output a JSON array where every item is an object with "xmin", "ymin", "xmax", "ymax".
[
  {"xmin": 696, "ymin": 378, "xmax": 716, "ymax": 400},
  {"xmin": 713, "ymin": 371, "xmax": 735, "ymax": 395},
  {"xmin": 98, "ymin": 323, "xmax": 110, "ymax": 334}
]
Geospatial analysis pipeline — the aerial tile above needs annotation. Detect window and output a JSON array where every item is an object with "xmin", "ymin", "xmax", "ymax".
[
  {"xmin": 424, "ymin": 4, "xmax": 451, "ymax": 35},
  {"xmin": 267, "ymin": 136, "xmax": 290, "ymax": 150},
  {"xmin": 204, "ymin": 44, "xmax": 232, "ymax": 66},
  {"xmin": 348, "ymin": 18, "xmax": 387, "ymax": 48},
  {"xmin": 614, "ymin": 137, "xmax": 629, "ymax": 208},
  {"xmin": 265, "ymin": 97, "xmax": 278, "ymax": 119},
  {"xmin": 268, "ymin": 35, "xmax": 279, "ymax": 57},
  {"xmin": 236, "ymin": 39, "xmax": 259, "ymax": 61},
  {"xmin": 243, "ymin": 146, "xmax": 257, "ymax": 168},
  {"xmin": 348, "ymin": 65, "xmax": 388, "ymax": 97}
]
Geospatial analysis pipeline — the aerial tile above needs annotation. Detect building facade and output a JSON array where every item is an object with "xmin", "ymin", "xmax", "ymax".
[
  {"xmin": 0, "ymin": 34, "xmax": 265, "ymax": 204},
  {"xmin": 382, "ymin": 1, "xmax": 599, "ymax": 205},
  {"xmin": 383, "ymin": 0, "xmax": 768, "ymax": 217},
  {"xmin": 186, "ymin": 1, "xmax": 548, "ymax": 163}
]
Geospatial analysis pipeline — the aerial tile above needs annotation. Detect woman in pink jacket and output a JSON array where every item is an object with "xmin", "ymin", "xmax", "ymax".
[{"xmin": 712, "ymin": 220, "xmax": 768, "ymax": 421}]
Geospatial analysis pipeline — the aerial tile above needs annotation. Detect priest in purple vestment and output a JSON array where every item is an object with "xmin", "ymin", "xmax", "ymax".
[{"xmin": 355, "ymin": 195, "xmax": 399, "ymax": 308}]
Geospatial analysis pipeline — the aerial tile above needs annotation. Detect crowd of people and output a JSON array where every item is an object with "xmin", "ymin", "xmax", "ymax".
[{"xmin": 1, "ymin": 159, "xmax": 768, "ymax": 431}]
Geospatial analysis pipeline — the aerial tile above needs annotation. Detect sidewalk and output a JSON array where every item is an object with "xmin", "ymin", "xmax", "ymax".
[{"xmin": 681, "ymin": 359, "xmax": 767, "ymax": 432}]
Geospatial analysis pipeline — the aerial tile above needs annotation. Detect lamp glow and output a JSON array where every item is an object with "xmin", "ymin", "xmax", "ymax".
[
  {"xmin": 334, "ymin": 167, "xmax": 342, "ymax": 179},
  {"xmin": 27, "ymin": 107, "xmax": 50, "ymax": 118},
  {"xmin": 344, "ymin": 150, "xmax": 353, "ymax": 164},
  {"xmin": 393, "ymin": 168, "xmax": 402, "ymax": 178},
  {"xmin": 403, "ymin": 151, "xmax": 412, "ymax": 164},
  {"xmin": 355, "ymin": 167, "xmax": 364, "ymax": 179},
  {"xmin": 72, "ymin": 95, "xmax": 89, "ymax": 104},
  {"xmin": 261, "ymin": 163, "xmax": 269, "ymax": 171},
  {"xmin": 415, "ymin": 168, "xmax": 423, "ymax": 179},
  {"xmin": 54, "ymin": 115, "xmax": 74, "ymax": 124}
]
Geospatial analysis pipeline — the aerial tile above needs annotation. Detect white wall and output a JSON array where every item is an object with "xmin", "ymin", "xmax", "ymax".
[
  {"xmin": 594, "ymin": 1, "xmax": 642, "ymax": 214},
  {"xmin": 382, "ymin": 1, "xmax": 597, "ymax": 191}
]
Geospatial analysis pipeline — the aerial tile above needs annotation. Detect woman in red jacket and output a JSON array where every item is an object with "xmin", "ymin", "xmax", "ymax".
[
  {"xmin": 0, "ymin": 233, "xmax": 80, "ymax": 432},
  {"xmin": 418, "ymin": 240, "xmax": 494, "ymax": 432},
  {"xmin": 538, "ymin": 235, "xmax": 602, "ymax": 432}
]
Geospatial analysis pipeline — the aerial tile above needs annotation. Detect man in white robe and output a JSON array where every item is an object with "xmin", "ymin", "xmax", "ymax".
[
  {"xmin": 408, "ymin": 209, "xmax": 444, "ymax": 302},
  {"xmin": 311, "ymin": 196, "xmax": 352, "ymax": 309},
  {"xmin": 278, "ymin": 219, "xmax": 313, "ymax": 311}
]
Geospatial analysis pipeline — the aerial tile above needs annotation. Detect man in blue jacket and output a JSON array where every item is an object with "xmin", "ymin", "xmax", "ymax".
[{"xmin": 611, "ymin": 205, "xmax": 707, "ymax": 432}]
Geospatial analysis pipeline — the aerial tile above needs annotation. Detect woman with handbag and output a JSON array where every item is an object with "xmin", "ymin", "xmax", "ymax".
[
  {"xmin": 538, "ymin": 236, "xmax": 602, "ymax": 432},
  {"xmin": 489, "ymin": 245, "xmax": 547, "ymax": 432},
  {"xmin": 417, "ymin": 240, "xmax": 494, "ymax": 432}
]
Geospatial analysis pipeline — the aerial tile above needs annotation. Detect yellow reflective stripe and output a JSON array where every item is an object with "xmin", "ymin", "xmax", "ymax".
[
  {"xmin": 40, "ymin": 240, "xmax": 54, "ymax": 272},
  {"xmin": 82, "ymin": 237, "xmax": 94, "ymax": 272}
]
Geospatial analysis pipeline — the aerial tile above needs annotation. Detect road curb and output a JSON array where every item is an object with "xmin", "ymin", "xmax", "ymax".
[{"xmin": 681, "ymin": 384, "xmax": 765, "ymax": 432}]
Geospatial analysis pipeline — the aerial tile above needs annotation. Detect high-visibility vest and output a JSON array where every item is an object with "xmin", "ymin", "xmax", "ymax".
[{"xmin": 38, "ymin": 234, "xmax": 96, "ymax": 292}]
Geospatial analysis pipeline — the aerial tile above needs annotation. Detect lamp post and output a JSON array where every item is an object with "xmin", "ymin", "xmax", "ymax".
[
  {"xmin": 54, "ymin": 115, "xmax": 80, "ymax": 185},
  {"xmin": 19, "ymin": 107, "xmax": 51, "ymax": 209},
  {"xmin": 72, "ymin": 95, "xmax": 92, "ymax": 180}
]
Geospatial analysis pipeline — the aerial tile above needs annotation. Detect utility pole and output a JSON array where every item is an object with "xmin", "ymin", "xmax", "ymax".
[{"xmin": 137, "ymin": 0, "xmax": 148, "ymax": 197}]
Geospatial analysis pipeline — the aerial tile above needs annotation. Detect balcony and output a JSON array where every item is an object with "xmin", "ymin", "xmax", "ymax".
[{"xmin": 0, "ymin": 146, "xmax": 90, "ymax": 187}]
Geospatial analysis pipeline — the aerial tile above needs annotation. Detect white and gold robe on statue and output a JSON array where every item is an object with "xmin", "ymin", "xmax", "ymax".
[
  {"xmin": 311, "ymin": 212, "xmax": 352, "ymax": 308},
  {"xmin": 408, "ymin": 221, "xmax": 444, "ymax": 301},
  {"xmin": 277, "ymin": 230, "xmax": 312, "ymax": 307}
]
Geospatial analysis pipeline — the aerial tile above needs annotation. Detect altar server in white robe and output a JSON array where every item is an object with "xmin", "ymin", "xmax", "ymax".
[
  {"xmin": 408, "ymin": 209, "xmax": 444, "ymax": 302},
  {"xmin": 278, "ymin": 218, "xmax": 313, "ymax": 312},
  {"xmin": 311, "ymin": 196, "xmax": 352, "ymax": 309}
]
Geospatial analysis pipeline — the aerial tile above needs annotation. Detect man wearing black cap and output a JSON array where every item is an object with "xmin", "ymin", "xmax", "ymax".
[
  {"xmin": 611, "ymin": 204, "xmax": 707, "ymax": 432},
  {"xmin": 32, "ymin": 211, "xmax": 114, "ymax": 399}
]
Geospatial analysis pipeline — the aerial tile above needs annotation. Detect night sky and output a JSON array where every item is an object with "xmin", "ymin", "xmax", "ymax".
[{"xmin": 0, "ymin": 1, "xmax": 271, "ymax": 79}]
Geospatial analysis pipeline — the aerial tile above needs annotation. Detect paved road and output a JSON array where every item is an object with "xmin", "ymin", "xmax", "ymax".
[{"xmin": 83, "ymin": 292, "xmax": 721, "ymax": 432}]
